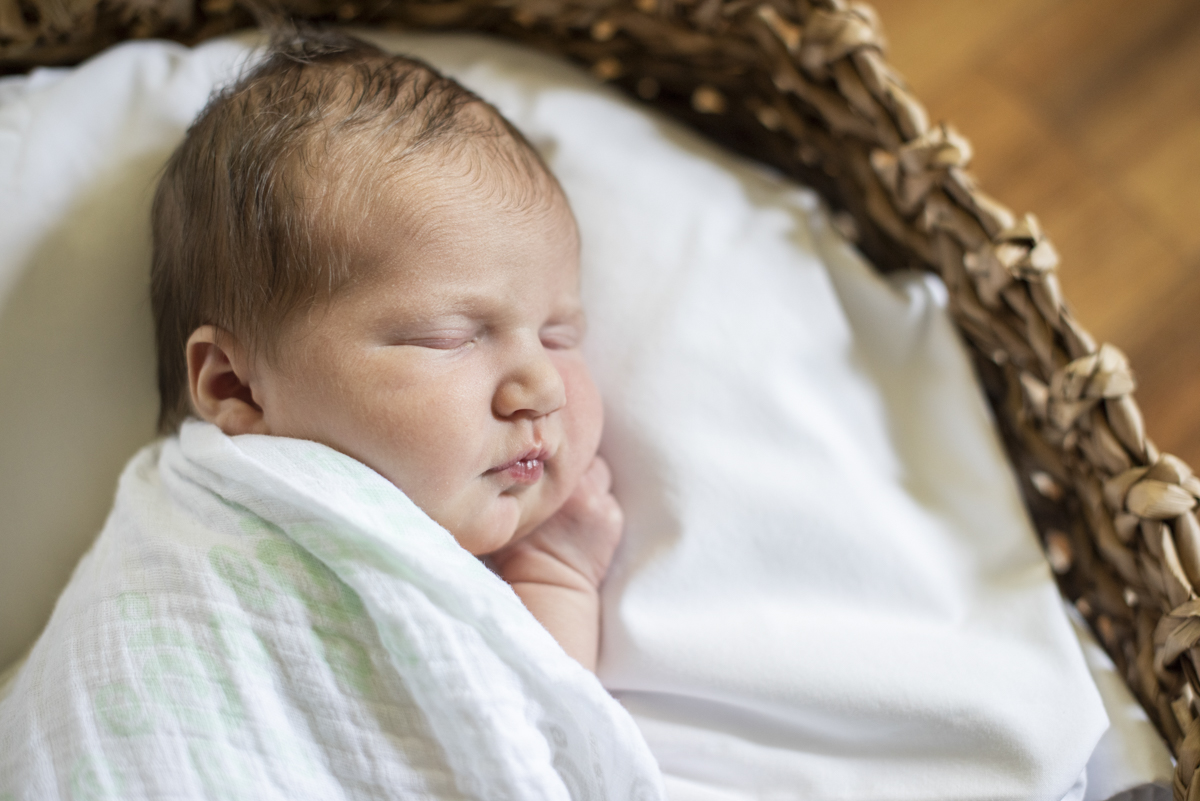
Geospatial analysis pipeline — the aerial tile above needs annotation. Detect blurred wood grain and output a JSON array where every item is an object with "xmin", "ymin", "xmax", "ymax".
[{"xmin": 871, "ymin": 0, "xmax": 1200, "ymax": 470}]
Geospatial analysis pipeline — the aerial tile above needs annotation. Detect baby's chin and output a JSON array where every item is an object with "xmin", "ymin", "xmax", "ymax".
[
  {"xmin": 459, "ymin": 490, "xmax": 564, "ymax": 556},
  {"xmin": 451, "ymin": 498, "xmax": 531, "ymax": 556}
]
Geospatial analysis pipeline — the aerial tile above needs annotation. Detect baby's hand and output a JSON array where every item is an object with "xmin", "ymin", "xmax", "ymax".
[
  {"xmin": 490, "ymin": 456, "xmax": 623, "ymax": 669},
  {"xmin": 493, "ymin": 456, "xmax": 623, "ymax": 591}
]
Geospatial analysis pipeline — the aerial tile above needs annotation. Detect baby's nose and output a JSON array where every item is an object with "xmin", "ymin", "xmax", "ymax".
[{"xmin": 493, "ymin": 344, "xmax": 566, "ymax": 419}]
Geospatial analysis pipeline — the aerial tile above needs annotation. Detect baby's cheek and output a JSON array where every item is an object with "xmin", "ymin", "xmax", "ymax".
[
  {"xmin": 511, "ymin": 360, "xmax": 601, "ymax": 539},
  {"xmin": 560, "ymin": 356, "xmax": 603, "ymax": 460}
]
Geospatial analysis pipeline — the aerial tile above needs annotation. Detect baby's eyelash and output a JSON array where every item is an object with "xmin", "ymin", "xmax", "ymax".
[
  {"xmin": 397, "ymin": 333, "xmax": 478, "ymax": 350},
  {"xmin": 420, "ymin": 338, "xmax": 475, "ymax": 350}
]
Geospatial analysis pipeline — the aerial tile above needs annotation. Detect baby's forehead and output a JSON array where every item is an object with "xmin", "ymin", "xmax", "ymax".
[{"xmin": 324, "ymin": 132, "xmax": 571, "ymax": 237}]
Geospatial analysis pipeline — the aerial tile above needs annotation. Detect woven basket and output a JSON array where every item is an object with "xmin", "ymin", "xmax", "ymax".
[{"xmin": 4, "ymin": 0, "xmax": 1198, "ymax": 795}]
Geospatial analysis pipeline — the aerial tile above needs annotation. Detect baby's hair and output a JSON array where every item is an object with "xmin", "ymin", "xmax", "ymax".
[{"xmin": 151, "ymin": 27, "xmax": 554, "ymax": 433}]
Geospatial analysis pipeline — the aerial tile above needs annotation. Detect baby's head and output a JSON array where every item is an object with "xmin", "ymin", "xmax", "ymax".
[{"xmin": 152, "ymin": 30, "xmax": 602, "ymax": 555}]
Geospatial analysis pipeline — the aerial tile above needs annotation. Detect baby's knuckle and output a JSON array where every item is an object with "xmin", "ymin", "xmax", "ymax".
[
  {"xmin": 577, "ymin": 490, "xmax": 603, "ymax": 514},
  {"xmin": 599, "ymin": 497, "xmax": 623, "ymax": 529}
]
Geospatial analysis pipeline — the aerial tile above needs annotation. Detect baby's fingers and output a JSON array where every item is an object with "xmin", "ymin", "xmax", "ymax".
[{"xmin": 562, "ymin": 458, "xmax": 618, "ymax": 531}]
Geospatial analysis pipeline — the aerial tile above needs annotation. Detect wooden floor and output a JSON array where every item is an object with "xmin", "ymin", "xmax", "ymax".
[{"xmin": 869, "ymin": 0, "xmax": 1200, "ymax": 470}]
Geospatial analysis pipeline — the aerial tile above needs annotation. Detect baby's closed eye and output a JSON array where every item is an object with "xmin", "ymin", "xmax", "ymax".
[
  {"xmin": 539, "ymin": 325, "xmax": 582, "ymax": 350},
  {"xmin": 401, "ymin": 333, "xmax": 479, "ymax": 350},
  {"xmin": 540, "ymin": 312, "xmax": 586, "ymax": 350},
  {"xmin": 381, "ymin": 319, "xmax": 482, "ymax": 350}
]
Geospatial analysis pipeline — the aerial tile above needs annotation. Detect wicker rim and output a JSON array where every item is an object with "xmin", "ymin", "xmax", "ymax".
[{"xmin": 4, "ymin": 0, "xmax": 1199, "ymax": 794}]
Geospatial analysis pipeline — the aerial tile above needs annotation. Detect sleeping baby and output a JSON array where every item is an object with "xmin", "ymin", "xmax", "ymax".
[
  {"xmin": 0, "ymin": 27, "xmax": 663, "ymax": 800},
  {"xmin": 154, "ymin": 27, "xmax": 622, "ymax": 671}
]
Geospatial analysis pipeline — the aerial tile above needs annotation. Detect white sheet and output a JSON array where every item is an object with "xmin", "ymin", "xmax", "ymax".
[
  {"xmin": 1070, "ymin": 608, "xmax": 1174, "ymax": 800},
  {"xmin": 0, "ymin": 30, "xmax": 1173, "ymax": 800}
]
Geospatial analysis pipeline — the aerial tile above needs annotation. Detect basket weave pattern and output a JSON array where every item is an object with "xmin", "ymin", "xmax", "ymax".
[{"xmin": 4, "ymin": 0, "xmax": 1199, "ymax": 795}]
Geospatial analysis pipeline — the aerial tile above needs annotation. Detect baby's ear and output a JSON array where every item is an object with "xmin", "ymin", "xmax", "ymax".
[{"xmin": 186, "ymin": 326, "xmax": 269, "ymax": 436}]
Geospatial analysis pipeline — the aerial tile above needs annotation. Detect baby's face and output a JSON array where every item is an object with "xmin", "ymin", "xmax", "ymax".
[{"xmin": 252, "ymin": 163, "xmax": 603, "ymax": 555}]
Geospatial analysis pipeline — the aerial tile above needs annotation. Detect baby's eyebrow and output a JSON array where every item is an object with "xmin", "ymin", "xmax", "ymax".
[
  {"xmin": 549, "ymin": 306, "xmax": 586, "ymax": 325},
  {"xmin": 386, "ymin": 287, "xmax": 496, "ymax": 318},
  {"xmin": 539, "ymin": 306, "xmax": 587, "ymax": 337}
]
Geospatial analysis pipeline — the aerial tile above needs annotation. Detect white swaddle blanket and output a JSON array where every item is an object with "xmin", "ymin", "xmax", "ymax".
[{"xmin": 0, "ymin": 421, "xmax": 664, "ymax": 800}]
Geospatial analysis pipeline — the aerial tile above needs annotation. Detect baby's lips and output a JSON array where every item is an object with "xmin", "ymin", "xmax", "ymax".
[
  {"xmin": 489, "ymin": 445, "xmax": 548, "ymax": 474},
  {"xmin": 500, "ymin": 458, "xmax": 544, "ymax": 485},
  {"xmin": 491, "ymin": 433, "xmax": 560, "ymax": 471}
]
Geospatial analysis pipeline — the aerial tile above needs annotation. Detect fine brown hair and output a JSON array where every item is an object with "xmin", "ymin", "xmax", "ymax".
[{"xmin": 151, "ymin": 27, "xmax": 551, "ymax": 433}]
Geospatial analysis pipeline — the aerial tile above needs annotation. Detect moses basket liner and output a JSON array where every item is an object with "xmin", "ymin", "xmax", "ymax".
[{"xmin": 3, "ymin": 0, "xmax": 1197, "ymax": 797}]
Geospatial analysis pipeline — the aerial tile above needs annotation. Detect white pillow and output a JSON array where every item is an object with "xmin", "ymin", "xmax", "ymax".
[
  {"xmin": 0, "ymin": 38, "xmax": 258, "ymax": 671},
  {"xmin": 0, "ymin": 30, "xmax": 1170, "ymax": 800}
]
